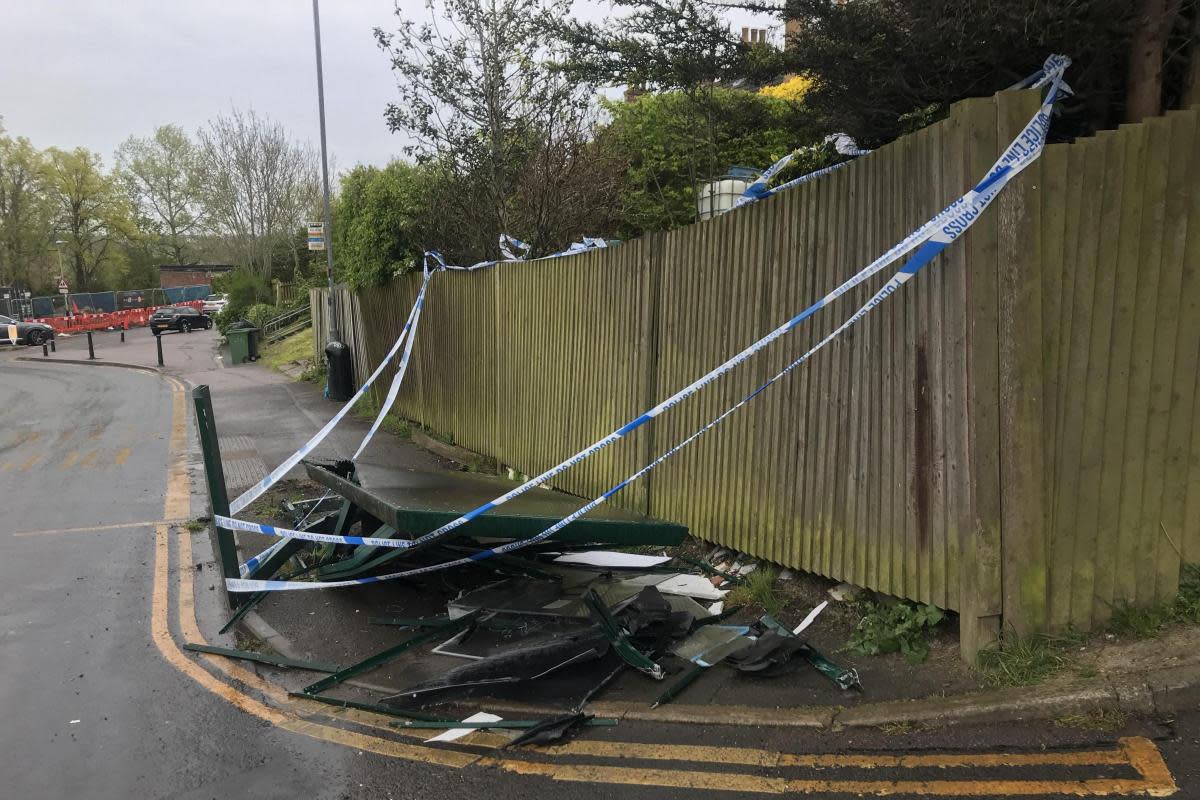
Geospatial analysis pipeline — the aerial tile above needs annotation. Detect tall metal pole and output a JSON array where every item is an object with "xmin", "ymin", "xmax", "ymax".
[{"xmin": 311, "ymin": 0, "xmax": 339, "ymax": 343}]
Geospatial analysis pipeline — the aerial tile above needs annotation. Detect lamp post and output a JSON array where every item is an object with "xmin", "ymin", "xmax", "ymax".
[{"xmin": 311, "ymin": 0, "xmax": 339, "ymax": 344}]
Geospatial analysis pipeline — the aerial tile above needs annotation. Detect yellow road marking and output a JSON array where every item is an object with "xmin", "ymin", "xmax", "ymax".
[
  {"xmin": 61, "ymin": 450, "xmax": 80, "ymax": 469},
  {"xmin": 148, "ymin": 375, "xmax": 1179, "ymax": 796},
  {"xmin": 485, "ymin": 755, "xmax": 1176, "ymax": 796},
  {"xmin": 114, "ymin": 447, "xmax": 132, "ymax": 465},
  {"xmin": 80, "ymin": 450, "xmax": 98, "ymax": 467},
  {"xmin": 1, "ymin": 462, "xmax": 13, "ymax": 472},
  {"xmin": 543, "ymin": 740, "xmax": 1133, "ymax": 769},
  {"xmin": 19, "ymin": 454, "xmax": 41, "ymax": 471}
]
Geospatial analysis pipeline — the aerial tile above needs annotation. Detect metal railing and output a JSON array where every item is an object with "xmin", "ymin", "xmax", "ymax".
[{"xmin": 261, "ymin": 304, "xmax": 312, "ymax": 344}]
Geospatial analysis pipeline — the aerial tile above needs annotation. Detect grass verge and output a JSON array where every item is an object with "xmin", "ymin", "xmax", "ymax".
[{"xmin": 259, "ymin": 328, "xmax": 314, "ymax": 372}]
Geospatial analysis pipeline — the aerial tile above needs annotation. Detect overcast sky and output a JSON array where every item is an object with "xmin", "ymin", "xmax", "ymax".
[{"xmin": 0, "ymin": 1, "xmax": 779, "ymax": 172}]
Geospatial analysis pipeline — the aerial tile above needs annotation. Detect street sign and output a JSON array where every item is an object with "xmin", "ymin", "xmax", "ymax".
[
  {"xmin": 57, "ymin": 277, "xmax": 69, "ymax": 295},
  {"xmin": 307, "ymin": 222, "xmax": 325, "ymax": 251}
]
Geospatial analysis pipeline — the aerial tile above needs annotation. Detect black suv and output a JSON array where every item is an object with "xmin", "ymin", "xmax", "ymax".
[{"xmin": 150, "ymin": 306, "xmax": 212, "ymax": 335}]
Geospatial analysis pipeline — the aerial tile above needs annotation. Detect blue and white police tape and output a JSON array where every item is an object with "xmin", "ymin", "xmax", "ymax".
[
  {"xmin": 219, "ymin": 515, "xmax": 413, "ymax": 549},
  {"xmin": 224, "ymin": 57, "xmax": 1070, "ymax": 589},
  {"xmin": 228, "ymin": 266, "xmax": 435, "ymax": 515},
  {"xmin": 499, "ymin": 233, "xmax": 531, "ymax": 261},
  {"xmin": 450, "ymin": 236, "xmax": 613, "ymax": 272},
  {"xmin": 239, "ymin": 538, "xmax": 286, "ymax": 576},
  {"xmin": 351, "ymin": 267, "xmax": 430, "ymax": 461},
  {"xmin": 734, "ymin": 133, "xmax": 872, "ymax": 211}
]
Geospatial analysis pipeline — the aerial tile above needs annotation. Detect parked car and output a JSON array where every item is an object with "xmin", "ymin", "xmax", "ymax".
[
  {"xmin": 201, "ymin": 293, "xmax": 229, "ymax": 314},
  {"xmin": 0, "ymin": 314, "xmax": 54, "ymax": 346},
  {"xmin": 149, "ymin": 306, "xmax": 212, "ymax": 335}
]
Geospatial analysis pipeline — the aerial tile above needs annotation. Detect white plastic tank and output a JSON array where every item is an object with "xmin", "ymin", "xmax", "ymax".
[{"xmin": 696, "ymin": 168, "xmax": 760, "ymax": 220}]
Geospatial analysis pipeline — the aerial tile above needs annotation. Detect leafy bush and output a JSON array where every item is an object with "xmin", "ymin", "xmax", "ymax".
[
  {"xmin": 847, "ymin": 601, "xmax": 945, "ymax": 663},
  {"xmin": 245, "ymin": 303, "xmax": 278, "ymax": 330},
  {"xmin": 211, "ymin": 268, "xmax": 271, "ymax": 332},
  {"xmin": 333, "ymin": 161, "xmax": 426, "ymax": 289}
]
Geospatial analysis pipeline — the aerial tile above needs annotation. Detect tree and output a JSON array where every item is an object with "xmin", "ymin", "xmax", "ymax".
[
  {"xmin": 1126, "ymin": 0, "xmax": 1184, "ymax": 121},
  {"xmin": 0, "ymin": 135, "xmax": 53, "ymax": 289},
  {"xmin": 333, "ymin": 161, "xmax": 427, "ymax": 288},
  {"xmin": 197, "ymin": 109, "xmax": 319, "ymax": 280},
  {"xmin": 774, "ymin": 0, "xmax": 1192, "ymax": 144},
  {"xmin": 601, "ymin": 88, "xmax": 819, "ymax": 236},
  {"xmin": 561, "ymin": 0, "xmax": 769, "ymax": 92},
  {"xmin": 375, "ymin": 0, "xmax": 607, "ymax": 261},
  {"xmin": 43, "ymin": 147, "xmax": 134, "ymax": 292},
  {"xmin": 116, "ymin": 125, "xmax": 205, "ymax": 264},
  {"xmin": 560, "ymin": 0, "xmax": 801, "ymax": 229}
]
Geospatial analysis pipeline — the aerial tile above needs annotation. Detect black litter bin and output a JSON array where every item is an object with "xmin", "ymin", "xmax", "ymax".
[
  {"xmin": 325, "ymin": 339, "xmax": 354, "ymax": 401},
  {"xmin": 246, "ymin": 327, "xmax": 259, "ymax": 361}
]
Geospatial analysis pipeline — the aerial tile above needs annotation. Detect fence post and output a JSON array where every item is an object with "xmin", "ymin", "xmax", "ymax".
[
  {"xmin": 156, "ymin": 333, "xmax": 164, "ymax": 367},
  {"xmin": 192, "ymin": 385, "xmax": 240, "ymax": 609},
  {"xmin": 996, "ymin": 89, "xmax": 1050, "ymax": 637},
  {"xmin": 957, "ymin": 95, "xmax": 1005, "ymax": 662},
  {"xmin": 86, "ymin": 331, "xmax": 95, "ymax": 360}
]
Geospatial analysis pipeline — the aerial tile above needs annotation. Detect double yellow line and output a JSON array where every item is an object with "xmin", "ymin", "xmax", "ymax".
[{"xmin": 150, "ymin": 374, "xmax": 1180, "ymax": 796}]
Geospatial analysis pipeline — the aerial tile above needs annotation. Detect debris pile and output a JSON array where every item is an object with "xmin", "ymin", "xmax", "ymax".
[{"xmin": 199, "ymin": 463, "xmax": 862, "ymax": 746}]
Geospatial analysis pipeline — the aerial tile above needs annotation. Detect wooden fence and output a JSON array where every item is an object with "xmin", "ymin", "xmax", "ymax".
[{"xmin": 314, "ymin": 89, "xmax": 1200, "ymax": 657}]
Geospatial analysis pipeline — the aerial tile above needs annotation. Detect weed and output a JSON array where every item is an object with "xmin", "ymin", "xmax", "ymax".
[
  {"xmin": 847, "ymin": 601, "xmax": 945, "ymax": 663},
  {"xmin": 1176, "ymin": 563, "xmax": 1200, "ymax": 623},
  {"xmin": 1108, "ymin": 601, "xmax": 1172, "ymax": 639},
  {"xmin": 725, "ymin": 568, "xmax": 781, "ymax": 616},
  {"xmin": 233, "ymin": 630, "xmax": 269, "ymax": 654},
  {"xmin": 380, "ymin": 415, "xmax": 411, "ymax": 439},
  {"xmin": 300, "ymin": 361, "xmax": 326, "ymax": 383},
  {"xmin": 1075, "ymin": 664, "xmax": 1100, "ymax": 679},
  {"xmin": 975, "ymin": 630, "xmax": 1084, "ymax": 688},
  {"xmin": 1055, "ymin": 708, "xmax": 1127, "ymax": 733},
  {"xmin": 185, "ymin": 518, "xmax": 207, "ymax": 532}
]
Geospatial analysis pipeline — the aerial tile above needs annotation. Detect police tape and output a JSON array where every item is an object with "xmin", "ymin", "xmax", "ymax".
[
  {"xmin": 219, "ymin": 514, "xmax": 413, "ymax": 549},
  {"xmin": 224, "ymin": 56, "xmax": 1070, "ymax": 591},
  {"xmin": 734, "ymin": 133, "xmax": 872, "ymax": 211},
  {"xmin": 240, "ymin": 539, "xmax": 285, "ymax": 576},
  {"xmin": 352, "ymin": 265, "xmax": 430, "ymax": 461},
  {"xmin": 227, "ymin": 267, "xmax": 435, "ymax": 515}
]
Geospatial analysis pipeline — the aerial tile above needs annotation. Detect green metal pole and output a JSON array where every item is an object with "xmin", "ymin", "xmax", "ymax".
[{"xmin": 192, "ymin": 385, "xmax": 240, "ymax": 609}]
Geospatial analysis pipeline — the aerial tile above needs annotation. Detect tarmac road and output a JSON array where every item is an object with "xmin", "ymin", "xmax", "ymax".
[{"xmin": 1, "ymin": 352, "xmax": 1197, "ymax": 799}]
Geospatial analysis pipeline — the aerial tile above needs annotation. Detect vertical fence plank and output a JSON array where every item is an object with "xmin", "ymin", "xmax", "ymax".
[
  {"xmin": 1122, "ymin": 116, "xmax": 1172, "ymax": 608},
  {"xmin": 1175, "ymin": 115, "xmax": 1200, "ymax": 565},
  {"xmin": 1085, "ymin": 131, "xmax": 1130, "ymax": 626},
  {"xmin": 1145, "ymin": 109, "xmax": 1196, "ymax": 600}
]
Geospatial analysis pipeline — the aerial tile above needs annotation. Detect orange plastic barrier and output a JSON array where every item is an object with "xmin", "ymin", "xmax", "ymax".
[{"xmin": 30, "ymin": 301, "xmax": 204, "ymax": 335}]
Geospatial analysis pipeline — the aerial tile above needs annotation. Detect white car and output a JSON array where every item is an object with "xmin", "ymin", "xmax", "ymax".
[{"xmin": 201, "ymin": 294, "xmax": 229, "ymax": 314}]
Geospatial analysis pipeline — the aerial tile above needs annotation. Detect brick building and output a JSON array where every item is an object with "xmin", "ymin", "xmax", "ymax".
[{"xmin": 158, "ymin": 264, "xmax": 234, "ymax": 289}]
